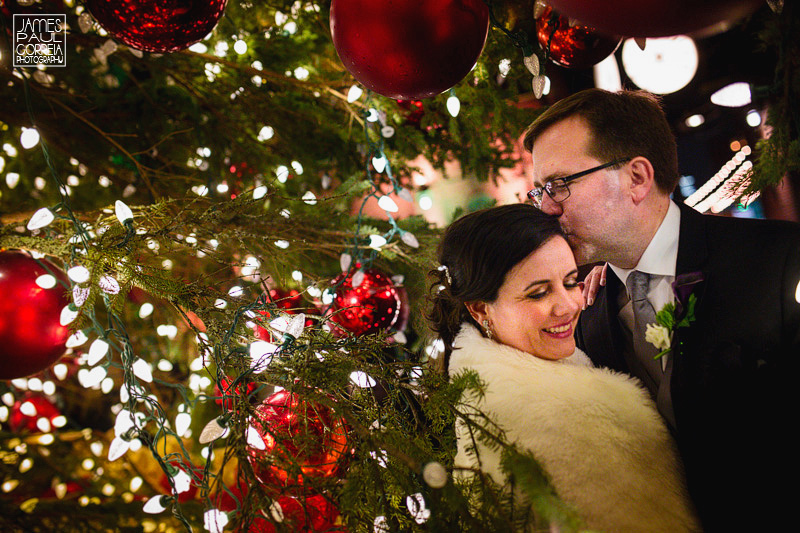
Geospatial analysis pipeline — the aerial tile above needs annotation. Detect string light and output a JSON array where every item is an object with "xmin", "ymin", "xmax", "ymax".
[{"xmin": 446, "ymin": 92, "xmax": 461, "ymax": 117}]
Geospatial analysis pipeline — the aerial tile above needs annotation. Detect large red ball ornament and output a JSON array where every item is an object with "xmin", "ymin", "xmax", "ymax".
[
  {"xmin": 84, "ymin": 0, "xmax": 228, "ymax": 53},
  {"xmin": 546, "ymin": 0, "xmax": 764, "ymax": 38},
  {"xmin": 536, "ymin": 5, "xmax": 621, "ymax": 69},
  {"xmin": 0, "ymin": 251, "xmax": 70, "ymax": 380},
  {"xmin": 328, "ymin": 268, "xmax": 407, "ymax": 337},
  {"xmin": 247, "ymin": 390, "xmax": 349, "ymax": 491},
  {"xmin": 330, "ymin": 0, "xmax": 490, "ymax": 100}
]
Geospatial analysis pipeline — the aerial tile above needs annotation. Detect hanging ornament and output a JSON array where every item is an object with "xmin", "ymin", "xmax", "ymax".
[
  {"xmin": 265, "ymin": 494, "xmax": 342, "ymax": 532},
  {"xmin": 328, "ymin": 268, "xmax": 408, "ymax": 337},
  {"xmin": 535, "ymin": 4, "xmax": 622, "ymax": 69},
  {"xmin": 0, "ymin": 251, "xmax": 70, "ymax": 380},
  {"xmin": 9, "ymin": 393, "xmax": 63, "ymax": 433},
  {"xmin": 83, "ymin": 0, "xmax": 228, "ymax": 53},
  {"xmin": 546, "ymin": 0, "xmax": 764, "ymax": 38},
  {"xmin": 247, "ymin": 390, "xmax": 349, "ymax": 492},
  {"xmin": 330, "ymin": 0, "xmax": 490, "ymax": 99}
]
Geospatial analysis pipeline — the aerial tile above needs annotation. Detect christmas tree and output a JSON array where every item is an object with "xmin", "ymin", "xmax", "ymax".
[{"xmin": 1, "ymin": 1, "xmax": 797, "ymax": 532}]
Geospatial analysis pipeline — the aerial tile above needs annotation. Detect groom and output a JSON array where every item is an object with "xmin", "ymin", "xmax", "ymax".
[{"xmin": 524, "ymin": 88, "xmax": 800, "ymax": 531}]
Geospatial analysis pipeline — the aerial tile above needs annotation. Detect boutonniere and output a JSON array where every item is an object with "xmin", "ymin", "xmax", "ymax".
[{"xmin": 645, "ymin": 271, "xmax": 704, "ymax": 359}]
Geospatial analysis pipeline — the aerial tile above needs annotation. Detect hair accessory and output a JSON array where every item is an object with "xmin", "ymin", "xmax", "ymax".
[
  {"xmin": 482, "ymin": 319, "xmax": 493, "ymax": 340},
  {"xmin": 437, "ymin": 264, "xmax": 452, "ymax": 286}
]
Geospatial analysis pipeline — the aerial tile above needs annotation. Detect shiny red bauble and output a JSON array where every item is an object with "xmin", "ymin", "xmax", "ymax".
[
  {"xmin": 8, "ymin": 394, "xmax": 62, "ymax": 433},
  {"xmin": 247, "ymin": 390, "xmax": 349, "ymax": 491},
  {"xmin": 546, "ymin": 0, "xmax": 764, "ymax": 38},
  {"xmin": 84, "ymin": 0, "xmax": 227, "ymax": 53},
  {"xmin": 536, "ymin": 5, "xmax": 621, "ymax": 69},
  {"xmin": 215, "ymin": 478, "xmax": 343, "ymax": 532},
  {"xmin": 330, "ymin": 0, "xmax": 490, "ymax": 99},
  {"xmin": 0, "ymin": 251, "xmax": 70, "ymax": 380},
  {"xmin": 328, "ymin": 269, "xmax": 407, "ymax": 337}
]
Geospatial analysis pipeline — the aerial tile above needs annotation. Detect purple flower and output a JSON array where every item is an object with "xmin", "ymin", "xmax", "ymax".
[{"xmin": 671, "ymin": 271, "xmax": 704, "ymax": 317}]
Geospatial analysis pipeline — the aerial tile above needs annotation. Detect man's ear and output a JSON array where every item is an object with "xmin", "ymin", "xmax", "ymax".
[
  {"xmin": 464, "ymin": 300, "xmax": 490, "ymax": 325},
  {"xmin": 628, "ymin": 157, "xmax": 656, "ymax": 204}
]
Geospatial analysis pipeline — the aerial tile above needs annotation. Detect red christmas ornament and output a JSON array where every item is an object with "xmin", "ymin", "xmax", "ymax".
[
  {"xmin": 214, "ymin": 375, "xmax": 258, "ymax": 410},
  {"xmin": 215, "ymin": 479, "xmax": 343, "ymax": 532},
  {"xmin": 546, "ymin": 0, "xmax": 764, "ymax": 38},
  {"xmin": 536, "ymin": 5, "xmax": 621, "ymax": 69},
  {"xmin": 84, "ymin": 0, "xmax": 228, "ymax": 53},
  {"xmin": 330, "ymin": 0, "xmax": 490, "ymax": 99},
  {"xmin": 329, "ymin": 268, "xmax": 407, "ymax": 337},
  {"xmin": 9, "ymin": 393, "xmax": 63, "ymax": 433},
  {"xmin": 247, "ymin": 390, "xmax": 349, "ymax": 491},
  {"xmin": 0, "ymin": 251, "xmax": 70, "ymax": 380}
]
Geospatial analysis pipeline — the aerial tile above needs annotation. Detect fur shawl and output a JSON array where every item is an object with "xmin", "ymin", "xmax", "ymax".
[{"xmin": 450, "ymin": 324, "xmax": 700, "ymax": 533}]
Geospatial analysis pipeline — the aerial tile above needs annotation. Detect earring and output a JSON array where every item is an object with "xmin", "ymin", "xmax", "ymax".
[{"xmin": 482, "ymin": 319, "xmax": 493, "ymax": 340}]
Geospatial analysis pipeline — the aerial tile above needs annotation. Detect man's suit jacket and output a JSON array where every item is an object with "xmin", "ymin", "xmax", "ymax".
[{"xmin": 575, "ymin": 203, "xmax": 800, "ymax": 531}]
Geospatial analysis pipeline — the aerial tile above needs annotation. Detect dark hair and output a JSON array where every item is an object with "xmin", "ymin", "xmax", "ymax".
[
  {"xmin": 523, "ymin": 89, "xmax": 679, "ymax": 194},
  {"xmin": 427, "ymin": 204, "xmax": 565, "ymax": 372}
]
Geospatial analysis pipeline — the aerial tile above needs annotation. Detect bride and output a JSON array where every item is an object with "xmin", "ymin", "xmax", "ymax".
[{"xmin": 428, "ymin": 203, "xmax": 700, "ymax": 532}]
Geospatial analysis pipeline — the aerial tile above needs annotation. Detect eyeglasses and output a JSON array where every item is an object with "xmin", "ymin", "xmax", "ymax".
[{"xmin": 527, "ymin": 157, "xmax": 632, "ymax": 208}]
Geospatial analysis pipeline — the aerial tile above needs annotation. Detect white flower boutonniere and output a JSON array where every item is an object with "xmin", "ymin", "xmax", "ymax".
[{"xmin": 646, "ymin": 271, "xmax": 704, "ymax": 359}]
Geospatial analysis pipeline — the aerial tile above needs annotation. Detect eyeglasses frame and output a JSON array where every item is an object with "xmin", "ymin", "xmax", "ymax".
[{"xmin": 527, "ymin": 157, "xmax": 633, "ymax": 205}]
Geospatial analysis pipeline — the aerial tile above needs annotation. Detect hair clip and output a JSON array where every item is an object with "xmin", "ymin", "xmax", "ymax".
[{"xmin": 437, "ymin": 264, "xmax": 452, "ymax": 285}]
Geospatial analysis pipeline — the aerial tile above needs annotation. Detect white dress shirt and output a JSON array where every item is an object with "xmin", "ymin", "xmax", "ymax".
[{"xmin": 609, "ymin": 200, "xmax": 681, "ymax": 369}]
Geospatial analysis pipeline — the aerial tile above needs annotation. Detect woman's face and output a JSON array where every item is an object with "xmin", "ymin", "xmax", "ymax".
[{"xmin": 477, "ymin": 236, "xmax": 583, "ymax": 360}]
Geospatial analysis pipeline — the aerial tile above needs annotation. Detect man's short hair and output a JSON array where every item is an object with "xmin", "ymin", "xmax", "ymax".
[{"xmin": 523, "ymin": 89, "xmax": 680, "ymax": 194}]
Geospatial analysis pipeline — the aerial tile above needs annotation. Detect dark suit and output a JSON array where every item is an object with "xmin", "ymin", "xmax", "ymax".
[{"xmin": 575, "ymin": 203, "xmax": 800, "ymax": 531}]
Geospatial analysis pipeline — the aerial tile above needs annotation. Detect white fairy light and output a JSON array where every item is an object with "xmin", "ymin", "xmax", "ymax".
[
  {"xmin": 795, "ymin": 280, "xmax": 800, "ymax": 304},
  {"xmin": 246, "ymin": 425, "xmax": 266, "ymax": 450},
  {"xmin": 27, "ymin": 207, "xmax": 55, "ymax": 230},
  {"xmin": 250, "ymin": 341, "xmax": 278, "ymax": 372},
  {"xmin": 175, "ymin": 412, "xmax": 192, "ymax": 437},
  {"xmin": 143, "ymin": 495, "xmax": 169, "ymax": 514},
  {"xmin": 269, "ymin": 501, "xmax": 285, "ymax": 522},
  {"xmin": 79, "ymin": 366, "xmax": 107, "ymax": 389},
  {"xmin": 746, "ymin": 109, "xmax": 761, "ymax": 127},
  {"xmin": 68, "ymin": 265, "xmax": 91, "ymax": 283},
  {"xmin": 101, "ymin": 377, "xmax": 114, "ymax": 394},
  {"xmin": 291, "ymin": 270, "xmax": 303, "ymax": 282},
  {"xmin": 369, "ymin": 235, "xmax": 387, "ymax": 249},
  {"xmin": 228, "ymin": 285, "xmax": 244, "ymax": 298},
  {"xmin": 170, "ymin": 469, "xmax": 192, "ymax": 494},
  {"xmin": 275, "ymin": 240, "xmax": 290, "ymax": 249},
  {"xmin": 276, "ymin": 165, "xmax": 290, "ymax": 183},
  {"xmin": 203, "ymin": 508, "xmax": 229, "ymax": 533},
  {"xmin": 20, "ymin": 401, "xmax": 37, "ymax": 416},
  {"xmin": 138, "ymin": 303, "xmax": 154, "ymax": 318},
  {"xmin": 132, "ymin": 359, "xmax": 153, "ymax": 383},
  {"xmin": 352, "ymin": 270, "xmax": 365, "ymax": 288},
  {"xmin": 253, "ymin": 185, "xmax": 268, "ymax": 199},
  {"xmin": 302, "ymin": 191, "xmax": 317, "ymax": 205},
  {"xmin": 108, "ymin": 436, "xmax": 130, "ymax": 461},
  {"xmin": 60, "ymin": 305, "xmax": 79, "ymax": 326},
  {"xmin": 406, "ymin": 493, "xmax": 430, "ymax": 524},
  {"xmin": 350, "ymin": 371, "xmax": 376, "ymax": 388},
  {"xmin": 294, "ymin": 66, "xmax": 309, "ymax": 80},
  {"xmin": 446, "ymin": 94, "xmax": 461, "ymax": 117},
  {"xmin": 371, "ymin": 155, "xmax": 387, "ymax": 173},
  {"xmin": 401, "ymin": 232, "xmax": 419, "ymax": 248},
  {"xmin": 422, "ymin": 461, "xmax": 449, "ymax": 488},
  {"xmin": 20, "ymin": 127, "xmax": 40, "ymax": 149},
  {"xmin": 35, "ymin": 274, "xmax": 57, "ymax": 289},
  {"xmin": 377, "ymin": 195, "xmax": 399, "ymax": 212},
  {"xmin": 43, "ymin": 381, "xmax": 57, "ymax": 396},
  {"xmin": 51, "ymin": 415, "xmax": 66, "ymax": 428},
  {"xmin": 130, "ymin": 476, "xmax": 144, "ymax": 492},
  {"xmin": 36, "ymin": 418, "xmax": 52, "ymax": 432},
  {"xmin": 114, "ymin": 200, "xmax": 133, "ymax": 225},
  {"xmin": 257, "ymin": 126, "xmax": 274, "ymax": 141},
  {"xmin": 199, "ymin": 417, "xmax": 229, "ymax": 444},
  {"xmin": 374, "ymin": 516, "xmax": 390, "ymax": 533},
  {"xmin": 53, "ymin": 364, "xmax": 68, "ymax": 381},
  {"xmin": 6, "ymin": 172, "xmax": 19, "ymax": 188},
  {"xmin": 418, "ymin": 195, "xmax": 433, "ymax": 211},
  {"xmin": 347, "ymin": 85, "xmax": 363, "ymax": 102},
  {"xmin": 65, "ymin": 330, "xmax": 89, "ymax": 348},
  {"xmin": 233, "ymin": 39, "xmax": 247, "ymax": 54},
  {"xmin": 87, "ymin": 339, "xmax": 109, "ymax": 365}
]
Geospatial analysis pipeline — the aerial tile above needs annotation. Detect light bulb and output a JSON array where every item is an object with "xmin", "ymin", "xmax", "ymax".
[{"xmin": 446, "ymin": 95, "xmax": 460, "ymax": 117}]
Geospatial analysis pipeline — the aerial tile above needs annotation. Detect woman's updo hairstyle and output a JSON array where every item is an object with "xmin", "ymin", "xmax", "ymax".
[{"xmin": 427, "ymin": 204, "xmax": 565, "ymax": 371}]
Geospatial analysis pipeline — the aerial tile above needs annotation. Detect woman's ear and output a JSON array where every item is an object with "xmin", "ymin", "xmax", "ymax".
[{"xmin": 464, "ymin": 300, "xmax": 490, "ymax": 325}]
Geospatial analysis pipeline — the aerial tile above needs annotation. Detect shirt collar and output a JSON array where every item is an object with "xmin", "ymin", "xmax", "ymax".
[{"xmin": 610, "ymin": 200, "xmax": 681, "ymax": 286}]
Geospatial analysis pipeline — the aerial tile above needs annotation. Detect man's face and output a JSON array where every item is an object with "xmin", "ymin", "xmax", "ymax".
[{"xmin": 530, "ymin": 116, "xmax": 630, "ymax": 265}]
